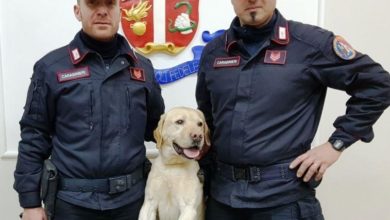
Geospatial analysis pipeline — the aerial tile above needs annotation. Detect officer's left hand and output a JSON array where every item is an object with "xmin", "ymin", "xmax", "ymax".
[{"xmin": 289, "ymin": 142, "xmax": 342, "ymax": 182}]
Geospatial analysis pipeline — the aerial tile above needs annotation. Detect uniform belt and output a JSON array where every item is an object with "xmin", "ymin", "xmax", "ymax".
[
  {"xmin": 59, "ymin": 166, "xmax": 144, "ymax": 194},
  {"xmin": 216, "ymin": 161, "xmax": 295, "ymax": 182}
]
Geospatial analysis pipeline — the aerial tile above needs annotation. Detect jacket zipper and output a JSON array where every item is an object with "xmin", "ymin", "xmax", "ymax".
[
  {"xmin": 126, "ymin": 87, "xmax": 131, "ymax": 130},
  {"xmin": 89, "ymin": 84, "xmax": 94, "ymax": 130}
]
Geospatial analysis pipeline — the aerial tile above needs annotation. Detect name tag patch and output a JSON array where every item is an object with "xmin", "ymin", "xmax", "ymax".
[
  {"xmin": 130, "ymin": 67, "xmax": 146, "ymax": 82},
  {"xmin": 213, "ymin": 56, "xmax": 240, "ymax": 68},
  {"xmin": 57, "ymin": 67, "xmax": 90, "ymax": 83},
  {"xmin": 264, "ymin": 50, "xmax": 287, "ymax": 65}
]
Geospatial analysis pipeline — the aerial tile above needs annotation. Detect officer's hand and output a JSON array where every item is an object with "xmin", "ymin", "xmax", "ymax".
[
  {"xmin": 289, "ymin": 142, "xmax": 342, "ymax": 182},
  {"xmin": 21, "ymin": 207, "xmax": 47, "ymax": 220}
]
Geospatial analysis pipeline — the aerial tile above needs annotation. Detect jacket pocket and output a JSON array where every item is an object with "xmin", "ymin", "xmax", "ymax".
[
  {"xmin": 28, "ymin": 79, "xmax": 44, "ymax": 121},
  {"xmin": 123, "ymin": 83, "xmax": 147, "ymax": 134}
]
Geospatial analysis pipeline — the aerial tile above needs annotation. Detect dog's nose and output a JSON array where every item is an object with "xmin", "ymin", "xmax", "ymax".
[{"xmin": 190, "ymin": 133, "xmax": 202, "ymax": 143}]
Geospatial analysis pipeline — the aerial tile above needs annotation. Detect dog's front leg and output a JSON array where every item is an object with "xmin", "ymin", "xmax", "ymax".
[
  {"xmin": 178, "ymin": 207, "xmax": 198, "ymax": 220},
  {"xmin": 138, "ymin": 200, "xmax": 157, "ymax": 220}
]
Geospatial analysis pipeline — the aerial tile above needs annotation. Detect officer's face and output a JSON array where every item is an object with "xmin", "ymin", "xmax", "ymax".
[
  {"xmin": 231, "ymin": 0, "xmax": 276, "ymax": 27},
  {"xmin": 74, "ymin": 0, "xmax": 120, "ymax": 41}
]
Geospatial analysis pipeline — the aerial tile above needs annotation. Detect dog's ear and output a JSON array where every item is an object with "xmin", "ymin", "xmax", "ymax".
[
  {"xmin": 195, "ymin": 111, "xmax": 212, "ymax": 161},
  {"xmin": 196, "ymin": 109, "xmax": 211, "ymax": 147},
  {"xmin": 154, "ymin": 113, "xmax": 166, "ymax": 149}
]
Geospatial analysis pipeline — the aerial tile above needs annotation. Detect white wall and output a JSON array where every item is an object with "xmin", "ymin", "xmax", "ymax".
[
  {"xmin": 0, "ymin": 0, "xmax": 389, "ymax": 219},
  {"xmin": 0, "ymin": 0, "xmax": 6, "ymax": 151},
  {"xmin": 0, "ymin": 0, "xmax": 20, "ymax": 216}
]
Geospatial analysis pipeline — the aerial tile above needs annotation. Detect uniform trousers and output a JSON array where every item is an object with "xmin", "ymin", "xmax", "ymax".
[
  {"xmin": 54, "ymin": 197, "xmax": 143, "ymax": 220},
  {"xmin": 206, "ymin": 195, "xmax": 324, "ymax": 220}
]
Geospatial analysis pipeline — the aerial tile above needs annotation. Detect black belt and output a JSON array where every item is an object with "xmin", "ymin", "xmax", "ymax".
[
  {"xmin": 59, "ymin": 166, "xmax": 144, "ymax": 194},
  {"xmin": 216, "ymin": 161, "xmax": 295, "ymax": 182}
]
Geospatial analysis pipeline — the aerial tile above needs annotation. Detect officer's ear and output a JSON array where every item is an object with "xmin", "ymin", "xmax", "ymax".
[
  {"xmin": 154, "ymin": 113, "xmax": 166, "ymax": 149},
  {"xmin": 74, "ymin": 4, "xmax": 82, "ymax": 22}
]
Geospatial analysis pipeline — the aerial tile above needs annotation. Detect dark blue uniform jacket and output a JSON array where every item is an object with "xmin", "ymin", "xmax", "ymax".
[
  {"xmin": 196, "ymin": 10, "xmax": 390, "ymax": 208},
  {"xmin": 14, "ymin": 31, "xmax": 165, "ymax": 210}
]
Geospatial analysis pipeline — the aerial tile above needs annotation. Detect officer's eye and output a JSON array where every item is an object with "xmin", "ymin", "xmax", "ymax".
[
  {"xmin": 175, "ymin": 119, "xmax": 184, "ymax": 125},
  {"xmin": 197, "ymin": 122, "xmax": 203, "ymax": 127},
  {"xmin": 87, "ymin": 0, "xmax": 98, "ymax": 6},
  {"xmin": 106, "ymin": 0, "xmax": 116, "ymax": 6}
]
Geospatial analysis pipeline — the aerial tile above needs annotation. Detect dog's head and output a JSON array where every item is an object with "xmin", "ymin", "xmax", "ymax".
[{"xmin": 154, "ymin": 107, "xmax": 210, "ymax": 164}]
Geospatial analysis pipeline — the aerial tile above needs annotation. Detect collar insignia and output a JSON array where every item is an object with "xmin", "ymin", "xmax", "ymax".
[
  {"xmin": 279, "ymin": 26, "xmax": 287, "ymax": 40},
  {"xmin": 71, "ymin": 48, "xmax": 81, "ymax": 61}
]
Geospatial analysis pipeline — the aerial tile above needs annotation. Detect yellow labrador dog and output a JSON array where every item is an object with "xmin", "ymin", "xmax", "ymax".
[{"xmin": 139, "ymin": 107, "xmax": 210, "ymax": 220}]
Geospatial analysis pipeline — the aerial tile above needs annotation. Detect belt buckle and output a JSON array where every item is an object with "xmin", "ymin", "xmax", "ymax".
[
  {"xmin": 109, "ymin": 176, "xmax": 127, "ymax": 194},
  {"xmin": 233, "ymin": 167, "xmax": 248, "ymax": 181},
  {"xmin": 249, "ymin": 166, "xmax": 261, "ymax": 182}
]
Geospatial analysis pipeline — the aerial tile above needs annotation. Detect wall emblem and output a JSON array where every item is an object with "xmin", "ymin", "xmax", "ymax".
[{"xmin": 121, "ymin": 0, "xmax": 199, "ymax": 55}]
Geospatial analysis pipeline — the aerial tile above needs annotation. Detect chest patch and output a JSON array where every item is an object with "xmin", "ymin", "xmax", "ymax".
[
  {"xmin": 130, "ymin": 67, "xmax": 146, "ymax": 82},
  {"xmin": 213, "ymin": 56, "xmax": 241, "ymax": 68},
  {"xmin": 264, "ymin": 50, "xmax": 287, "ymax": 65},
  {"xmin": 57, "ymin": 67, "xmax": 90, "ymax": 83}
]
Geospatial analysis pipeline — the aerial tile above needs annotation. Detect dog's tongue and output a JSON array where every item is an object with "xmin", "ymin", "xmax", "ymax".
[{"xmin": 183, "ymin": 148, "xmax": 200, "ymax": 159}]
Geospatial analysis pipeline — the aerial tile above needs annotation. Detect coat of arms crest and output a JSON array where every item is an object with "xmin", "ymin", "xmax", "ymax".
[{"xmin": 120, "ymin": 0, "xmax": 199, "ymax": 55}]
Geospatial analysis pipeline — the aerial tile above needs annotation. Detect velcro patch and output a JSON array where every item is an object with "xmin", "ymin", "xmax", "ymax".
[
  {"xmin": 333, "ymin": 35, "xmax": 356, "ymax": 60},
  {"xmin": 57, "ymin": 67, "xmax": 90, "ymax": 83},
  {"xmin": 130, "ymin": 67, "xmax": 145, "ymax": 82},
  {"xmin": 213, "ymin": 56, "xmax": 240, "ymax": 68},
  {"xmin": 264, "ymin": 50, "xmax": 287, "ymax": 65}
]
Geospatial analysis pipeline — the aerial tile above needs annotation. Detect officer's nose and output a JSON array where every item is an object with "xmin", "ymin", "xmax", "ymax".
[{"xmin": 96, "ymin": 7, "xmax": 108, "ymax": 17}]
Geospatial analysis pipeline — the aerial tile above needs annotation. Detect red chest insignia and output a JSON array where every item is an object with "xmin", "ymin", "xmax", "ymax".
[
  {"xmin": 264, "ymin": 50, "xmax": 287, "ymax": 65},
  {"xmin": 120, "ymin": 0, "xmax": 199, "ymax": 55},
  {"xmin": 130, "ymin": 67, "xmax": 146, "ymax": 82}
]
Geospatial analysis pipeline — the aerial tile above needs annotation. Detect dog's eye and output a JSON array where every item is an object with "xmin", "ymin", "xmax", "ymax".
[
  {"xmin": 197, "ymin": 122, "xmax": 203, "ymax": 127},
  {"xmin": 175, "ymin": 119, "xmax": 184, "ymax": 125}
]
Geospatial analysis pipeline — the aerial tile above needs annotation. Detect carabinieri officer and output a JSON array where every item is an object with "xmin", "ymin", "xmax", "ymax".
[{"xmin": 196, "ymin": 0, "xmax": 390, "ymax": 219}]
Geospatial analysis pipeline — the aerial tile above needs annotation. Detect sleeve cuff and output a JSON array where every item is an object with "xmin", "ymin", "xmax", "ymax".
[
  {"xmin": 328, "ymin": 129, "xmax": 359, "ymax": 149},
  {"xmin": 19, "ymin": 192, "xmax": 42, "ymax": 208}
]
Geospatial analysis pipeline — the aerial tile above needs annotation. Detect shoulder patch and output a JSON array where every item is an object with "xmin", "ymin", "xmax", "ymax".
[{"xmin": 333, "ymin": 35, "xmax": 356, "ymax": 60}]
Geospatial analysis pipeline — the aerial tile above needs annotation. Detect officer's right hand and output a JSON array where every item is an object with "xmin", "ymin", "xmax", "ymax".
[
  {"xmin": 289, "ymin": 142, "xmax": 342, "ymax": 182},
  {"xmin": 22, "ymin": 207, "xmax": 47, "ymax": 220}
]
